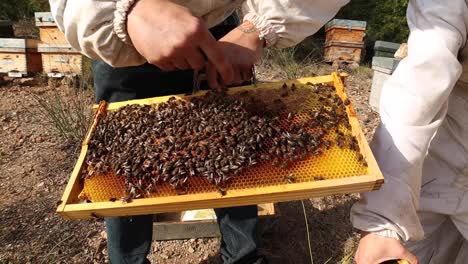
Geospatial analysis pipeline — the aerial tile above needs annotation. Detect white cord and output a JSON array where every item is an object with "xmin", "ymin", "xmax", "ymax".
[{"xmin": 301, "ymin": 200, "xmax": 314, "ymax": 264}]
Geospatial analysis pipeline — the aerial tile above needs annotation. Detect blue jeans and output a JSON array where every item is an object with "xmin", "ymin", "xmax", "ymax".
[{"xmin": 92, "ymin": 22, "xmax": 259, "ymax": 264}]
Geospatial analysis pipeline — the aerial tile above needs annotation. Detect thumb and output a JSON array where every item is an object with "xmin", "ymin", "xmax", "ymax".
[
  {"xmin": 398, "ymin": 251, "xmax": 418, "ymax": 264},
  {"xmin": 380, "ymin": 245, "xmax": 418, "ymax": 264}
]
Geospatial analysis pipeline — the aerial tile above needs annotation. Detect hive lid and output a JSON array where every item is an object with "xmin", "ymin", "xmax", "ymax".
[
  {"xmin": 325, "ymin": 19, "xmax": 367, "ymax": 31},
  {"xmin": 325, "ymin": 41, "xmax": 365, "ymax": 48},
  {"xmin": 37, "ymin": 43, "xmax": 79, "ymax": 53},
  {"xmin": 0, "ymin": 38, "xmax": 39, "ymax": 52},
  {"xmin": 35, "ymin": 12, "xmax": 56, "ymax": 26},
  {"xmin": 374, "ymin": 41, "xmax": 401, "ymax": 53}
]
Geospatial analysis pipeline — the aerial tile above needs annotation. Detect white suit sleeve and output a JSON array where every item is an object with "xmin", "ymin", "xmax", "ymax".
[
  {"xmin": 351, "ymin": 0, "xmax": 467, "ymax": 241},
  {"xmin": 49, "ymin": 0, "xmax": 145, "ymax": 67},
  {"xmin": 242, "ymin": 0, "xmax": 349, "ymax": 48}
]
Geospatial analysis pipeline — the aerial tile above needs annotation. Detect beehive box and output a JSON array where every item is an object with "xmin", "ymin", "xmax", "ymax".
[
  {"xmin": 325, "ymin": 19, "xmax": 367, "ymax": 44},
  {"xmin": 153, "ymin": 203, "xmax": 275, "ymax": 240},
  {"xmin": 35, "ymin": 12, "xmax": 68, "ymax": 44},
  {"xmin": 374, "ymin": 41, "xmax": 401, "ymax": 58},
  {"xmin": 38, "ymin": 43, "xmax": 82, "ymax": 77},
  {"xmin": 0, "ymin": 38, "xmax": 42, "ymax": 77},
  {"xmin": 369, "ymin": 57, "xmax": 401, "ymax": 111},
  {"xmin": 57, "ymin": 73, "xmax": 383, "ymax": 220},
  {"xmin": 324, "ymin": 41, "xmax": 364, "ymax": 63}
]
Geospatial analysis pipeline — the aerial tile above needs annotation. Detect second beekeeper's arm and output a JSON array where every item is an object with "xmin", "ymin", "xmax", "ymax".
[
  {"xmin": 242, "ymin": 0, "xmax": 349, "ymax": 48},
  {"xmin": 351, "ymin": 0, "xmax": 467, "ymax": 262},
  {"xmin": 205, "ymin": 0, "xmax": 349, "ymax": 88}
]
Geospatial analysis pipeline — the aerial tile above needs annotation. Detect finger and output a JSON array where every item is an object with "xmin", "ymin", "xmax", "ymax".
[
  {"xmin": 172, "ymin": 57, "xmax": 190, "ymax": 70},
  {"xmin": 199, "ymin": 33, "xmax": 233, "ymax": 84},
  {"xmin": 241, "ymin": 66, "xmax": 253, "ymax": 83},
  {"xmin": 232, "ymin": 67, "xmax": 242, "ymax": 85},
  {"xmin": 186, "ymin": 49, "xmax": 206, "ymax": 71},
  {"xmin": 206, "ymin": 61, "xmax": 220, "ymax": 90}
]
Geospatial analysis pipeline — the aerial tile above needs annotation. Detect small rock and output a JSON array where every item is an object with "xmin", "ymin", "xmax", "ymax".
[
  {"xmin": 3, "ymin": 76, "xmax": 14, "ymax": 82},
  {"xmin": 348, "ymin": 62, "xmax": 360, "ymax": 70},
  {"xmin": 14, "ymin": 77, "xmax": 35, "ymax": 86},
  {"xmin": 34, "ymin": 136, "xmax": 44, "ymax": 143},
  {"xmin": 160, "ymin": 253, "xmax": 169, "ymax": 259},
  {"xmin": 37, "ymin": 182, "xmax": 45, "ymax": 188},
  {"xmin": 189, "ymin": 238, "xmax": 196, "ymax": 243},
  {"xmin": 100, "ymin": 230, "xmax": 107, "ymax": 240},
  {"xmin": 188, "ymin": 246, "xmax": 195, "ymax": 253}
]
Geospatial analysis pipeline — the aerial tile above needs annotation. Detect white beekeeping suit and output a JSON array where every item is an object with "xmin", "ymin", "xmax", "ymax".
[
  {"xmin": 48, "ymin": 0, "xmax": 348, "ymax": 67},
  {"xmin": 351, "ymin": 0, "xmax": 468, "ymax": 262}
]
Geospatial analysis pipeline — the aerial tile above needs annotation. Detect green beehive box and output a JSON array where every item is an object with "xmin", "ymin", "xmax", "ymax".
[{"xmin": 374, "ymin": 41, "xmax": 401, "ymax": 58}]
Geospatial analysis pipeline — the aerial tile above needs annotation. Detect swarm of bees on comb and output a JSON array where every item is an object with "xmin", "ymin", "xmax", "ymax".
[{"xmin": 82, "ymin": 82, "xmax": 367, "ymax": 201}]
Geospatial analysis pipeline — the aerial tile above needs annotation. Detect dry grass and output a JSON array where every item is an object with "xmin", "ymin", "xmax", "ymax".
[
  {"xmin": 256, "ymin": 37, "xmax": 335, "ymax": 82},
  {"xmin": 32, "ymin": 86, "xmax": 93, "ymax": 143}
]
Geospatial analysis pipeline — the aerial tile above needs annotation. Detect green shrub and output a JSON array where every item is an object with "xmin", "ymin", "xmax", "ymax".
[
  {"xmin": 337, "ymin": 0, "xmax": 409, "ymax": 43},
  {"xmin": 0, "ymin": 0, "xmax": 49, "ymax": 20}
]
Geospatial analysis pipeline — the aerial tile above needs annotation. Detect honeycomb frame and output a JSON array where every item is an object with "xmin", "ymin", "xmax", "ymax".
[{"xmin": 57, "ymin": 73, "xmax": 384, "ymax": 220}]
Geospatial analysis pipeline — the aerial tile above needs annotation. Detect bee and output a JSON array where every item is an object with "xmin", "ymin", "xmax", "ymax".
[
  {"xmin": 120, "ymin": 196, "xmax": 132, "ymax": 203},
  {"xmin": 217, "ymin": 187, "xmax": 227, "ymax": 196},
  {"xmin": 291, "ymin": 83, "xmax": 297, "ymax": 91},
  {"xmin": 90, "ymin": 213, "xmax": 101, "ymax": 219},
  {"xmin": 357, "ymin": 153, "xmax": 365, "ymax": 163},
  {"xmin": 323, "ymin": 140, "xmax": 331, "ymax": 150},
  {"xmin": 272, "ymin": 158, "xmax": 279, "ymax": 167},
  {"xmin": 280, "ymin": 161, "xmax": 289, "ymax": 170},
  {"xmin": 285, "ymin": 173, "xmax": 296, "ymax": 183}
]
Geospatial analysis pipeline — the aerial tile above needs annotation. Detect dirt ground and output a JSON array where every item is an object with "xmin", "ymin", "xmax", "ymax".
[{"xmin": 0, "ymin": 62, "xmax": 379, "ymax": 263}]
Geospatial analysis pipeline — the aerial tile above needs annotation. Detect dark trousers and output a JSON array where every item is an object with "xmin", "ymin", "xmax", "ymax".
[{"xmin": 92, "ymin": 22, "xmax": 259, "ymax": 264}]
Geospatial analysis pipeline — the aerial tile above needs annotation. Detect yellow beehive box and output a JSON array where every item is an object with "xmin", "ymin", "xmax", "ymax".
[
  {"xmin": 38, "ymin": 43, "xmax": 82, "ymax": 77},
  {"xmin": 0, "ymin": 38, "xmax": 42, "ymax": 77},
  {"xmin": 35, "ymin": 12, "xmax": 68, "ymax": 45},
  {"xmin": 324, "ymin": 41, "xmax": 364, "ymax": 63}
]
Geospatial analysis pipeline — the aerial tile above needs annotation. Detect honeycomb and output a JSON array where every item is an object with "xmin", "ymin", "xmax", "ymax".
[{"xmin": 79, "ymin": 81, "xmax": 368, "ymax": 202}]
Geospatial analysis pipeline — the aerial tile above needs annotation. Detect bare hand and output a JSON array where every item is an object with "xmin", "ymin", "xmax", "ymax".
[
  {"xmin": 207, "ymin": 20, "xmax": 264, "ymax": 89},
  {"xmin": 127, "ymin": 0, "xmax": 233, "ymax": 84},
  {"xmin": 355, "ymin": 232, "xmax": 419, "ymax": 264}
]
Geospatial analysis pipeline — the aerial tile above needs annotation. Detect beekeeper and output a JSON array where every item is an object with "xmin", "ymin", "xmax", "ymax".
[
  {"xmin": 351, "ymin": 1, "xmax": 468, "ymax": 263},
  {"xmin": 48, "ymin": 0, "xmax": 349, "ymax": 263}
]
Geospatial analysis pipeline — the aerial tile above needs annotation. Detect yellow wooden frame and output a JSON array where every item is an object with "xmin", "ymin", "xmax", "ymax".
[{"xmin": 57, "ymin": 73, "xmax": 383, "ymax": 220}]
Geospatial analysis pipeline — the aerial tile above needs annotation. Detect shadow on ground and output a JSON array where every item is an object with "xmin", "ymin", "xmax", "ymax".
[{"xmin": 198, "ymin": 195, "xmax": 359, "ymax": 264}]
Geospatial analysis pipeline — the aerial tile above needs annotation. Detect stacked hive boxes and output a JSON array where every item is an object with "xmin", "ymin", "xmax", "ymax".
[
  {"xmin": 324, "ymin": 19, "xmax": 366, "ymax": 64},
  {"xmin": 0, "ymin": 38, "xmax": 41, "ymax": 77},
  {"xmin": 369, "ymin": 41, "xmax": 402, "ymax": 111},
  {"xmin": 35, "ymin": 12, "xmax": 82, "ymax": 77}
]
